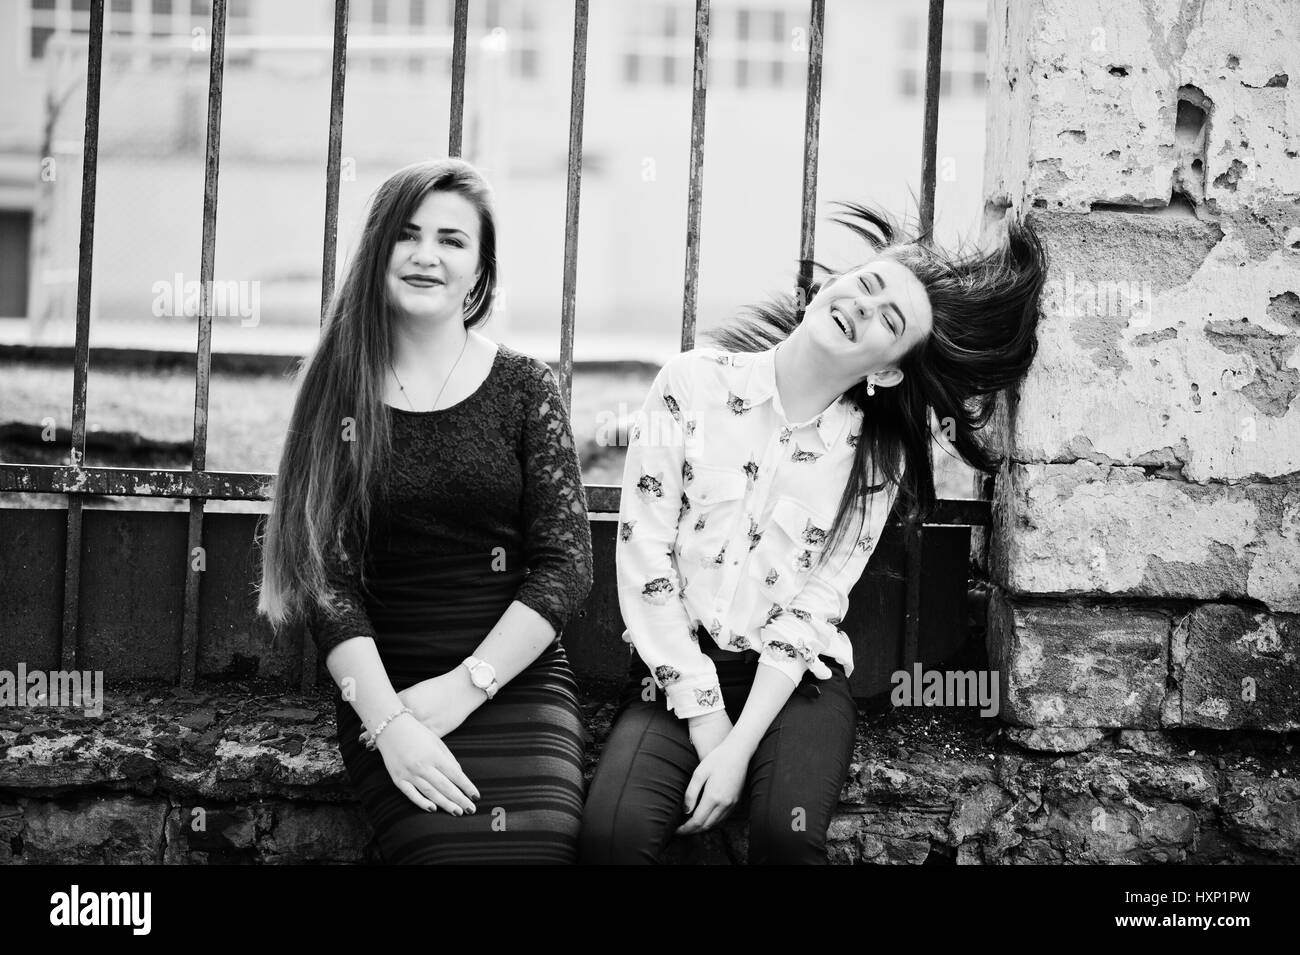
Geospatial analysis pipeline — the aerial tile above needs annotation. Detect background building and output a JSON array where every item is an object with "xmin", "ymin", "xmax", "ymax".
[{"xmin": 0, "ymin": 0, "xmax": 990, "ymax": 360}]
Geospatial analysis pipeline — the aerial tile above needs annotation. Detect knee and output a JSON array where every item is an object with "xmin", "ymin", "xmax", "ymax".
[
  {"xmin": 577, "ymin": 803, "xmax": 663, "ymax": 865},
  {"xmin": 748, "ymin": 809, "xmax": 830, "ymax": 865}
]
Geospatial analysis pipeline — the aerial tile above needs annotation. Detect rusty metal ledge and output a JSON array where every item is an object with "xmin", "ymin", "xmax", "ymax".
[{"xmin": 0, "ymin": 466, "xmax": 990, "ymax": 525}]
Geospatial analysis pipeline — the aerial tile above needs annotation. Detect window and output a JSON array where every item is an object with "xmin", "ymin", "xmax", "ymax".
[
  {"xmin": 29, "ymin": 0, "xmax": 74, "ymax": 60},
  {"xmin": 348, "ymin": 0, "xmax": 542, "ymax": 81},
  {"xmin": 0, "ymin": 211, "xmax": 33, "ymax": 318},
  {"xmin": 508, "ymin": 4, "xmax": 540, "ymax": 81},
  {"xmin": 897, "ymin": 8, "xmax": 988, "ymax": 99},
  {"xmin": 722, "ymin": 7, "xmax": 800, "ymax": 89},
  {"xmin": 620, "ymin": 2, "xmax": 687, "ymax": 89},
  {"xmin": 622, "ymin": 2, "xmax": 807, "ymax": 91},
  {"xmin": 25, "ymin": 0, "xmax": 253, "ymax": 70}
]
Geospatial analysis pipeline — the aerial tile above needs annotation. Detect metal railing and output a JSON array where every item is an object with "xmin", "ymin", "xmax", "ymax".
[{"xmin": 0, "ymin": 0, "xmax": 980, "ymax": 688}]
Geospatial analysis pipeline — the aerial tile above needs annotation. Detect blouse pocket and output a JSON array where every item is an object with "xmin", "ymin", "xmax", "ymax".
[
  {"xmin": 677, "ymin": 465, "xmax": 747, "ymax": 567},
  {"xmin": 759, "ymin": 496, "xmax": 835, "ymax": 604}
]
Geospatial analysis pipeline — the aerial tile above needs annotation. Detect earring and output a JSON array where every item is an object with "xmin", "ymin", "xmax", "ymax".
[
  {"xmin": 464, "ymin": 276, "xmax": 485, "ymax": 313},
  {"xmin": 866, "ymin": 379, "xmax": 876, "ymax": 397}
]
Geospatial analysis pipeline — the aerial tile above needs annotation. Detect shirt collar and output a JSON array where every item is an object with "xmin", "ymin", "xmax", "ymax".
[{"xmin": 742, "ymin": 344, "xmax": 858, "ymax": 449}]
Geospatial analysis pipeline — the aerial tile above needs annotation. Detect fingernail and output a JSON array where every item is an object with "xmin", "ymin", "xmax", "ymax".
[{"xmin": 454, "ymin": 809, "xmax": 463, "ymax": 817}]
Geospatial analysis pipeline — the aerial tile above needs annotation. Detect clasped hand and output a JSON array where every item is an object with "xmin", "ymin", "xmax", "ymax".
[
  {"xmin": 371, "ymin": 669, "xmax": 485, "ymax": 816},
  {"xmin": 677, "ymin": 710, "xmax": 750, "ymax": 836}
]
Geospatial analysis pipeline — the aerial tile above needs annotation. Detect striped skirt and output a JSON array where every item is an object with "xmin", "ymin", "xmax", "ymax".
[{"xmin": 334, "ymin": 549, "xmax": 586, "ymax": 865}]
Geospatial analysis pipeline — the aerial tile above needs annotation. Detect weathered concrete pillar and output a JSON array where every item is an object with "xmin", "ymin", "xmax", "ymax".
[{"xmin": 984, "ymin": 0, "xmax": 1299, "ymax": 740}]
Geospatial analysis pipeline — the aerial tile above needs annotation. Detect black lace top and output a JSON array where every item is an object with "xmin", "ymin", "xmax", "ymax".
[{"xmin": 305, "ymin": 343, "xmax": 595, "ymax": 661}]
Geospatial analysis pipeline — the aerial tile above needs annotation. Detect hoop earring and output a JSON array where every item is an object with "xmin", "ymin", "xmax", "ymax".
[{"xmin": 463, "ymin": 278, "xmax": 486, "ymax": 317}]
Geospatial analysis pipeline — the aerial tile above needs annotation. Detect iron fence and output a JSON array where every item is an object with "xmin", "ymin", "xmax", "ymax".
[{"xmin": 0, "ymin": 0, "xmax": 981, "ymax": 689}]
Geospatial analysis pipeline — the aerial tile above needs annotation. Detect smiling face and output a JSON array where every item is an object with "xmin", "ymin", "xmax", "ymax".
[
  {"xmin": 803, "ymin": 254, "xmax": 934, "ymax": 388},
  {"xmin": 385, "ymin": 189, "xmax": 482, "ymax": 326}
]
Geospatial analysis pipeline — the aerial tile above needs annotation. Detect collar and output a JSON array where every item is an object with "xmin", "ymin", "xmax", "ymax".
[{"xmin": 739, "ymin": 344, "xmax": 858, "ymax": 450}]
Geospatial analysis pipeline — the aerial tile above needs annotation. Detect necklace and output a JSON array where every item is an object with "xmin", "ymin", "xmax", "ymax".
[{"xmin": 391, "ymin": 332, "xmax": 471, "ymax": 412}]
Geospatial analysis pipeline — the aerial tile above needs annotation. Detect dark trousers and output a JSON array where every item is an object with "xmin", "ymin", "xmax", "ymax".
[{"xmin": 578, "ymin": 636, "xmax": 858, "ymax": 865}]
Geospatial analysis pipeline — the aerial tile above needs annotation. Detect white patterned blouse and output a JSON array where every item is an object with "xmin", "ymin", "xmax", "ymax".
[{"xmin": 615, "ymin": 343, "xmax": 898, "ymax": 719}]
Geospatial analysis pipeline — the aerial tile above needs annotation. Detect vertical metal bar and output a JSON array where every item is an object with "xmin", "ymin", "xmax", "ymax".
[
  {"xmin": 907, "ymin": 0, "xmax": 944, "ymax": 660},
  {"xmin": 190, "ymin": 0, "xmax": 225, "ymax": 475},
  {"xmin": 796, "ymin": 0, "xmax": 825, "ymax": 304},
  {"xmin": 306, "ymin": 0, "xmax": 350, "ymax": 689},
  {"xmin": 179, "ymin": 504, "xmax": 205, "ymax": 684},
  {"xmin": 60, "ymin": 500, "xmax": 84, "ymax": 672},
  {"xmin": 679, "ymin": 0, "xmax": 711, "ymax": 352},
  {"xmin": 448, "ymin": 0, "xmax": 468, "ymax": 157},
  {"xmin": 179, "ymin": 0, "xmax": 227, "ymax": 687},
  {"xmin": 60, "ymin": 0, "xmax": 105, "ymax": 672},
  {"xmin": 557, "ymin": 0, "xmax": 589, "ymax": 412},
  {"xmin": 918, "ymin": 0, "xmax": 945, "ymax": 242},
  {"xmin": 903, "ymin": 524, "xmax": 923, "ymax": 666},
  {"xmin": 69, "ymin": 0, "xmax": 104, "ymax": 470},
  {"xmin": 320, "ymin": 0, "xmax": 349, "ymax": 321}
]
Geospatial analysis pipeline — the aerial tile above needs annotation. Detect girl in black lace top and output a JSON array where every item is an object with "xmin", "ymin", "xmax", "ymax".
[
  {"xmin": 258, "ymin": 159, "xmax": 593, "ymax": 864},
  {"xmin": 309, "ymin": 344, "xmax": 593, "ymax": 661}
]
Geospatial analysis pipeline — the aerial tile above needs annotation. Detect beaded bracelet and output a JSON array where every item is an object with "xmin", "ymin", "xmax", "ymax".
[{"xmin": 362, "ymin": 706, "xmax": 412, "ymax": 752}]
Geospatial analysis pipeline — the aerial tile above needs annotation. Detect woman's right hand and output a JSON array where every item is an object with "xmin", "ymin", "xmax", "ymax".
[
  {"xmin": 374, "ymin": 714, "xmax": 480, "ymax": 815},
  {"xmin": 687, "ymin": 710, "xmax": 733, "ymax": 762}
]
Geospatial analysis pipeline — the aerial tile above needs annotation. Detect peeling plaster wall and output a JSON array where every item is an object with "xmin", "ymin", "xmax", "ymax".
[
  {"xmin": 985, "ymin": 0, "xmax": 1300, "ymax": 732},
  {"xmin": 987, "ymin": 0, "xmax": 1299, "ymax": 213}
]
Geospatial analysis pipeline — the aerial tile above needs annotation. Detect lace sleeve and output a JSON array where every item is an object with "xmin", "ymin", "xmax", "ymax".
[
  {"xmin": 513, "ymin": 359, "xmax": 595, "ymax": 637},
  {"xmin": 302, "ymin": 527, "xmax": 378, "ymax": 661}
]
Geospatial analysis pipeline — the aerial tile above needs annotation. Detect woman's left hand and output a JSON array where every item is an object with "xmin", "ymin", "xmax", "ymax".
[
  {"xmin": 676, "ymin": 736, "xmax": 751, "ymax": 835},
  {"xmin": 400, "ymin": 668, "xmax": 485, "ymax": 738}
]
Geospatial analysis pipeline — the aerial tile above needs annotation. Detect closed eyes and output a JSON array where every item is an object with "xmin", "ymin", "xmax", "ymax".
[{"xmin": 859, "ymin": 271, "xmax": 905, "ymax": 338}]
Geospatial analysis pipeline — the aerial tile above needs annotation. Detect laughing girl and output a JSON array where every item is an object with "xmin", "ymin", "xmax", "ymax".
[{"xmin": 580, "ymin": 204, "xmax": 1046, "ymax": 864}]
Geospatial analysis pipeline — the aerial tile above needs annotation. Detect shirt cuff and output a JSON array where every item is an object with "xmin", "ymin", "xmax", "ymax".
[
  {"xmin": 664, "ymin": 679, "xmax": 726, "ymax": 719},
  {"xmin": 758, "ymin": 636, "xmax": 833, "ymax": 686}
]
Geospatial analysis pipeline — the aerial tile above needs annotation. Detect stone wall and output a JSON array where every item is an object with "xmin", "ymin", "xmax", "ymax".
[
  {"xmin": 984, "ymin": 0, "xmax": 1300, "ymax": 736},
  {"xmin": 1, "ymin": 683, "xmax": 1297, "ymax": 864}
]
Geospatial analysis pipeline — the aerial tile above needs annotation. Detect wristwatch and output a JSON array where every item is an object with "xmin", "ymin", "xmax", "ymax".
[{"xmin": 462, "ymin": 656, "xmax": 499, "ymax": 700}]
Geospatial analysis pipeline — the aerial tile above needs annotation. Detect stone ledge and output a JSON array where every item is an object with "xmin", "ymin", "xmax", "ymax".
[
  {"xmin": 989, "ymin": 592, "xmax": 1300, "ymax": 732},
  {"xmin": 1, "ymin": 681, "xmax": 1297, "ymax": 864}
]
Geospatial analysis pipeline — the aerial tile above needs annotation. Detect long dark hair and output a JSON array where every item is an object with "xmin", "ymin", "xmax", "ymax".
[
  {"xmin": 257, "ymin": 158, "xmax": 499, "ymax": 628},
  {"xmin": 705, "ymin": 202, "xmax": 1046, "ymax": 565}
]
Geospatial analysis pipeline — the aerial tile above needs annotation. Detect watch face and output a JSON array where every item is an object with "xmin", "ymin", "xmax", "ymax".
[{"xmin": 470, "ymin": 664, "xmax": 492, "ymax": 688}]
